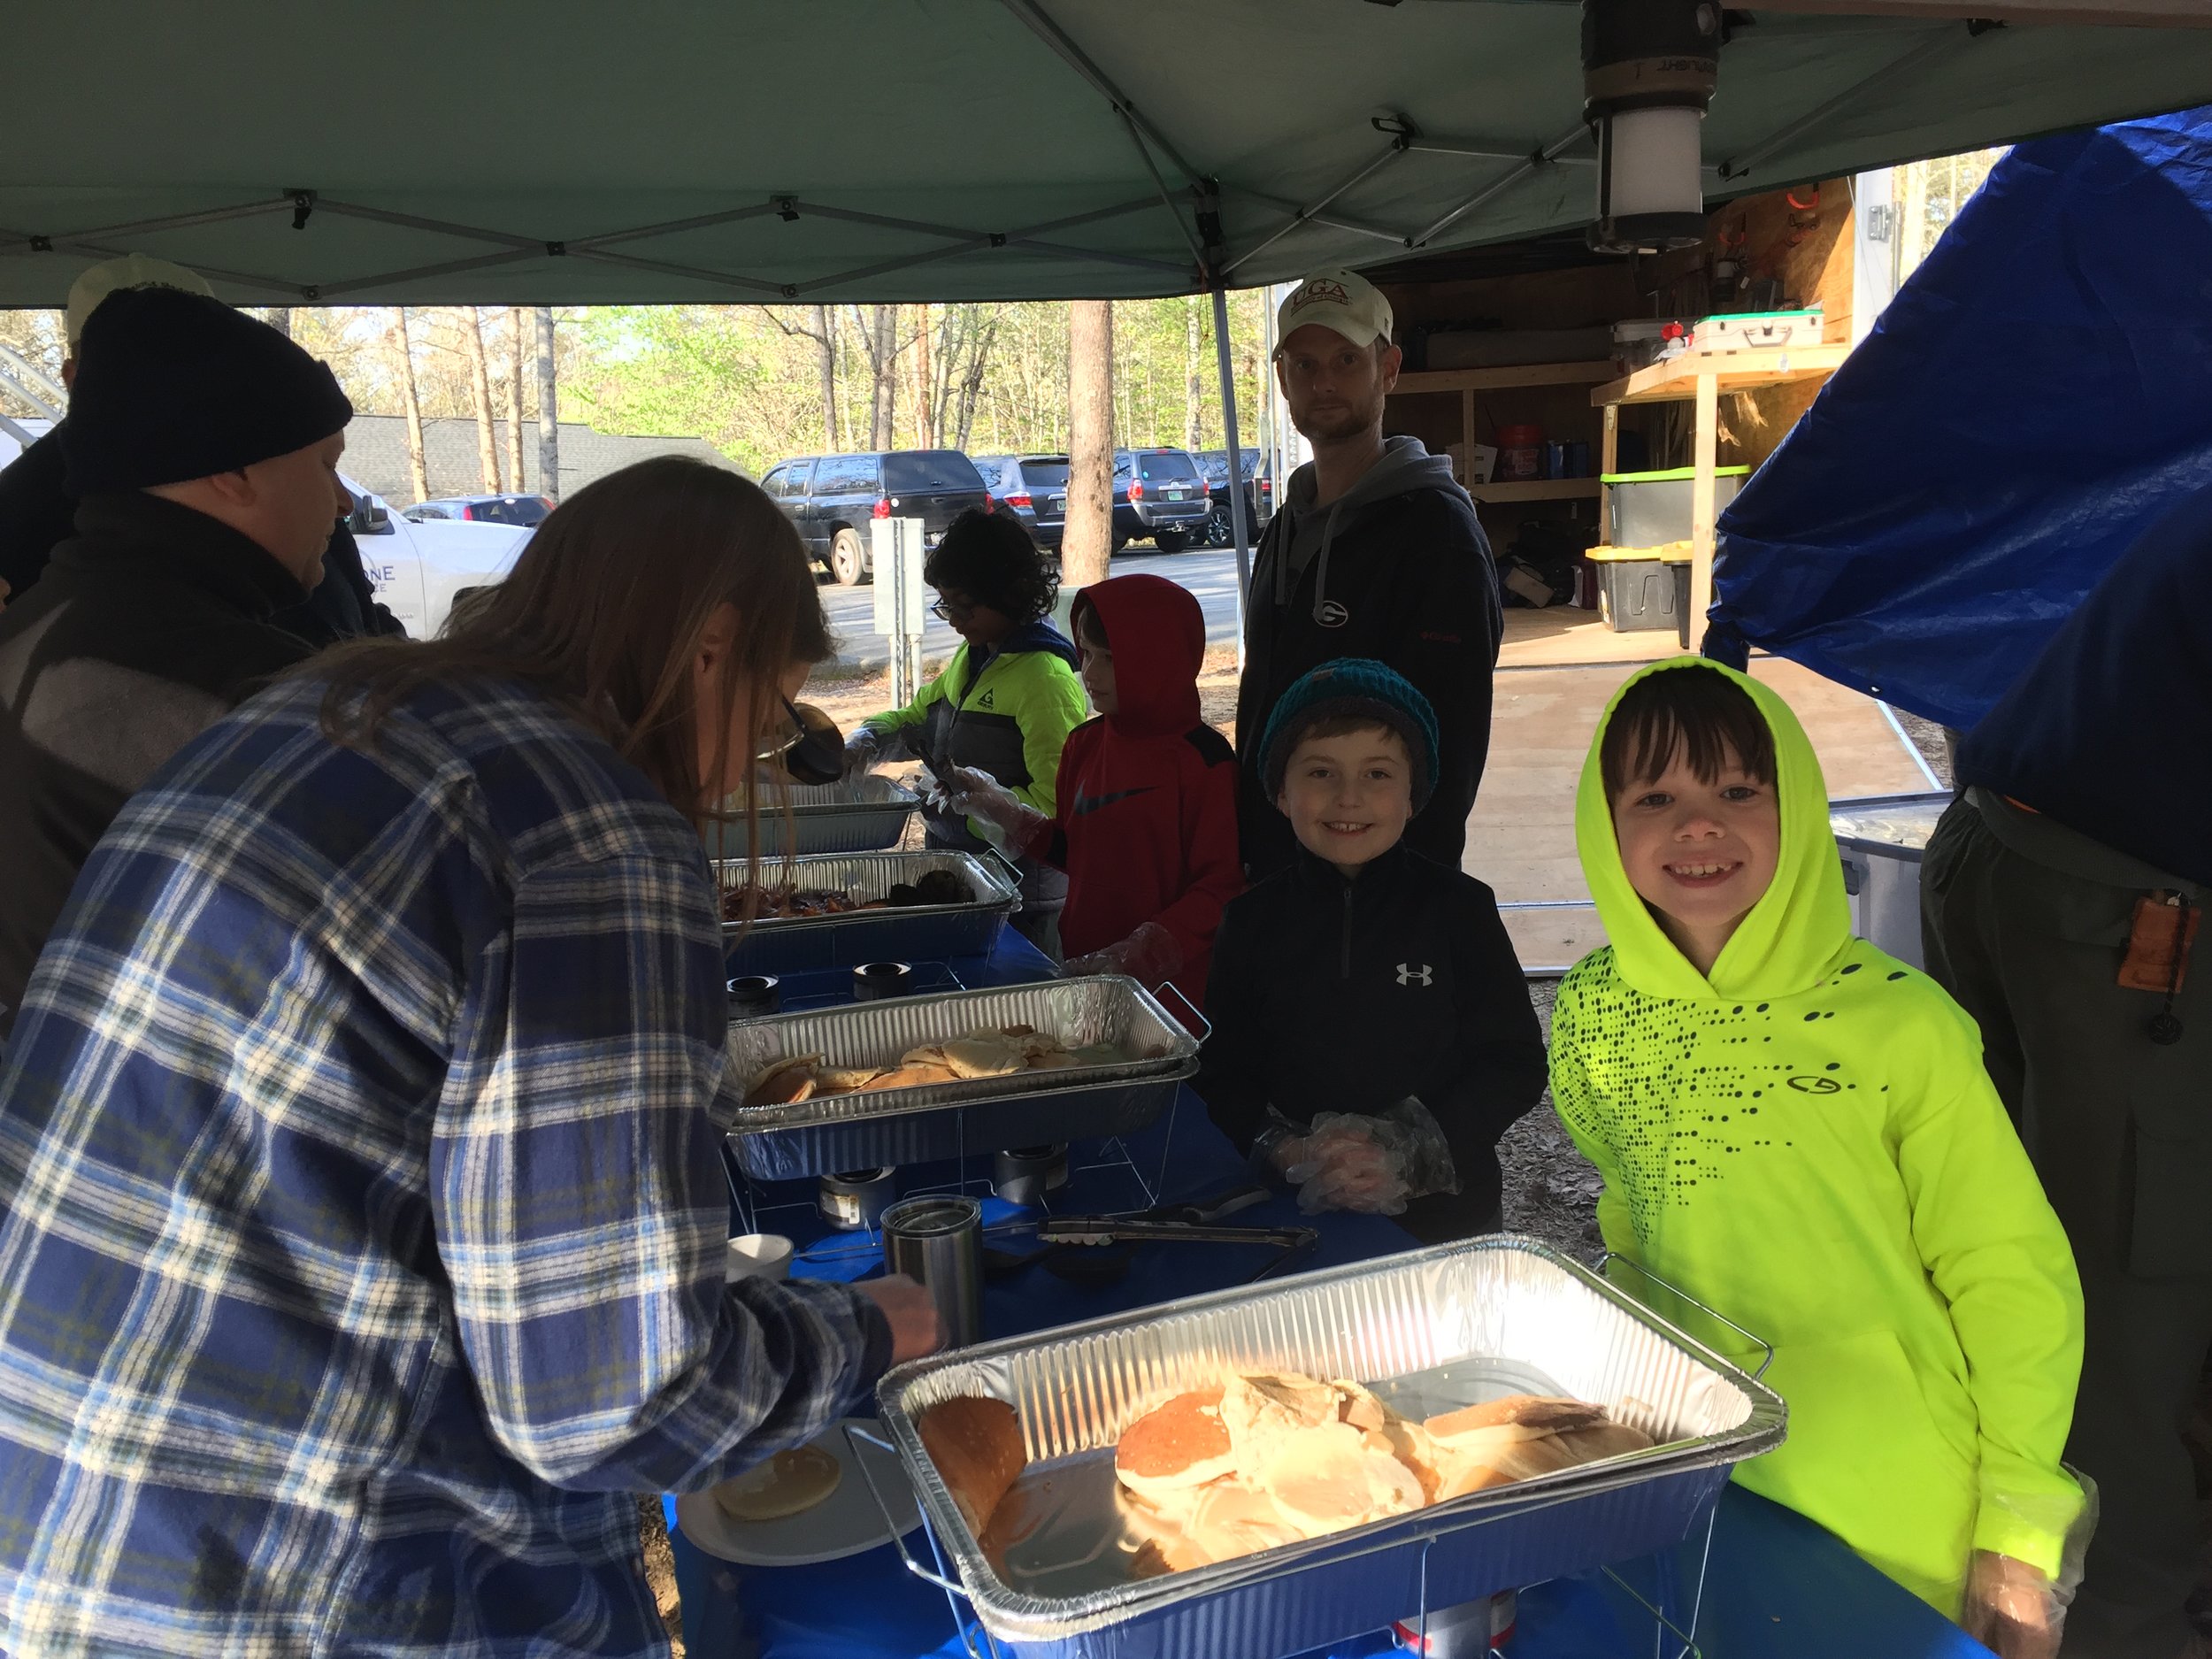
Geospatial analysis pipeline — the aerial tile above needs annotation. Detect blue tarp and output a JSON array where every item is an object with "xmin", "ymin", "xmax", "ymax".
[{"xmin": 1709, "ymin": 106, "xmax": 2212, "ymax": 733}]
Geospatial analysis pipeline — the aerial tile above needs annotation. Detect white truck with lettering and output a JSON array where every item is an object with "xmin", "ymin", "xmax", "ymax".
[{"xmin": 342, "ymin": 477, "xmax": 530, "ymax": 638}]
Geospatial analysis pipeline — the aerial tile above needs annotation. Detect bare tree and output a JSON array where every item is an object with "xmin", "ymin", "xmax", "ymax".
[
  {"xmin": 856, "ymin": 304, "xmax": 900, "ymax": 449},
  {"xmin": 460, "ymin": 307, "xmax": 501, "ymax": 493},
  {"xmin": 750, "ymin": 304, "xmax": 840, "ymax": 449},
  {"xmin": 1184, "ymin": 298, "xmax": 1204, "ymax": 451},
  {"xmin": 507, "ymin": 308, "xmax": 526, "ymax": 491},
  {"xmin": 392, "ymin": 308, "xmax": 429, "ymax": 503},
  {"xmin": 945, "ymin": 308, "xmax": 1000, "ymax": 450},
  {"xmin": 535, "ymin": 307, "xmax": 561, "ymax": 501},
  {"xmin": 1064, "ymin": 300, "xmax": 1115, "ymax": 589},
  {"xmin": 910, "ymin": 303, "xmax": 934, "ymax": 449}
]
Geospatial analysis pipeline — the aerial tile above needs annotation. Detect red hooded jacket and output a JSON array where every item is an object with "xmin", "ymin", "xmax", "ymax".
[{"xmin": 1049, "ymin": 574, "xmax": 1243, "ymax": 1010}]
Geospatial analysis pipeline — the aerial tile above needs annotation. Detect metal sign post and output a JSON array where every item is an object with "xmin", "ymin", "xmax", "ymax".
[{"xmin": 871, "ymin": 516, "xmax": 928, "ymax": 706}]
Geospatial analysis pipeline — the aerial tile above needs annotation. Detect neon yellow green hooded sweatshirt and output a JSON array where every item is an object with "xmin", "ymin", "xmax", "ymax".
[{"xmin": 1548, "ymin": 658, "xmax": 2084, "ymax": 1614}]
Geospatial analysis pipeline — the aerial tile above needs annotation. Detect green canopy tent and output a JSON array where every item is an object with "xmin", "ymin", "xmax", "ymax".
[
  {"xmin": 5, "ymin": 0, "xmax": 2212, "ymax": 309},
  {"xmin": 6, "ymin": 0, "xmax": 2212, "ymax": 606}
]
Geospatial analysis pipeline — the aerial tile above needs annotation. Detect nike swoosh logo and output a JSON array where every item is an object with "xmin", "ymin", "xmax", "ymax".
[{"xmin": 1071, "ymin": 786, "xmax": 1157, "ymax": 818}]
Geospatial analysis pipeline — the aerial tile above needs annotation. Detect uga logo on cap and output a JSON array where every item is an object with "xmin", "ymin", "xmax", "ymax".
[
  {"xmin": 1289, "ymin": 279, "xmax": 1350, "ymax": 313},
  {"xmin": 1317, "ymin": 599, "xmax": 1350, "ymax": 628}
]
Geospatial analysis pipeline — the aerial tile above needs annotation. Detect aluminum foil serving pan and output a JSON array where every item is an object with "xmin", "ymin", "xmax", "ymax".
[
  {"xmin": 723, "ymin": 977, "xmax": 1200, "ymax": 1182},
  {"xmin": 872, "ymin": 1236, "xmax": 1786, "ymax": 1659},
  {"xmin": 717, "ymin": 849, "xmax": 1020, "ymax": 975},
  {"xmin": 707, "ymin": 775, "xmax": 921, "ymax": 859}
]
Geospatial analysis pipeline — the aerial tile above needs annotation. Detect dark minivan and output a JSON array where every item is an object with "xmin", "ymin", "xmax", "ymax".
[
  {"xmin": 972, "ymin": 454, "xmax": 1071, "ymax": 552},
  {"xmin": 762, "ymin": 449, "xmax": 993, "ymax": 584}
]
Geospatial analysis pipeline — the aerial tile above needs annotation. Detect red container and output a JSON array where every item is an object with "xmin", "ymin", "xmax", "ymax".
[{"xmin": 1495, "ymin": 423, "xmax": 1545, "ymax": 482}]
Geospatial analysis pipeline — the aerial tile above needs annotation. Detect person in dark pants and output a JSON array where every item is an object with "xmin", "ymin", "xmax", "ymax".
[
  {"xmin": 1199, "ymin": 658, "xmax": 1546, "ymax": 1242},
  {"xmin": 1922, "ymin": 480, "xmax": 2212, "ymax": 1659},
  {"xmin": 0, "ymin": 252, "xmax": 402, "ymax": 642},
  {"xmin": 1234, "ymin": 268, "xmax": 1502, "ymax": 882}
]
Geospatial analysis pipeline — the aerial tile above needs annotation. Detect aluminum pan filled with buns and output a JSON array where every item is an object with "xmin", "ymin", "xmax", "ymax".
[
  {"xmin": 876, "ymin": 1236, "xmax": 1786, "ymax": 1647},
  {"xmin": 724, "ymin": 978, "xmax": 1198, "ymax": 1134}
]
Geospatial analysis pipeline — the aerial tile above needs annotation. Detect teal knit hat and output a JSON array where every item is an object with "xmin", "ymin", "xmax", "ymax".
[{"xmin": 1259, "ymin": 657, "xmax": 1440, "ymax": 810}]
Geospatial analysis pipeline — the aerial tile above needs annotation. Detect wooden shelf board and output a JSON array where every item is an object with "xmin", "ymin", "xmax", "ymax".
[
  {"xmin": 1393, "ymin": 360, "xmax": 1617, "ymax": 396},
  {"xmin": 1470, "ymin": 477, "xmax": 1603, "ymax": 503},
  {"xmin": 1592, "ymin": 343, "xmax": 1850, "ymax": 407}
]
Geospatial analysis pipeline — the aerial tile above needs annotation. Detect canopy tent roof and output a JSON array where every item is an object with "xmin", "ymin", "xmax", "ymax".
[
  {"xmin": 1710, "ymin": 103, "xmax": 2212, "ymax": 732},
  {"xmin": 6, "ymin": 3, "xmax": 2212, "ymax": 308}
]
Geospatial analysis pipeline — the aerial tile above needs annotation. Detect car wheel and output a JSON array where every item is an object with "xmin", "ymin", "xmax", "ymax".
[
  {"xmin": 1153, "ymin": 531, "xmax": 1189, "ymax": 555},
  {"xmin": 1199, "ymin": 508, "xmax": 1229, "ymax": 548},
  {"xmin": 830, "ymin": 526, "xmax": 870, "ymax": 586}
]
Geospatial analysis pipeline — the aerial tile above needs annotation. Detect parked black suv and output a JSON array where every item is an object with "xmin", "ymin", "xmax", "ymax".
[
  {"xmin": 1110, "ymin": 447, "xmax": 1210, "ymax": 554},
  {"xmin": 1194, "ymin": 449, "xmax": 1276, "ymax": 548},
  {"xmin": 762, "ymin": 449, "xmax": 993, "ymax": 584},
  {"xmin": 972, "ymin": 454, "xmax": 1070, "ymax": 552}
]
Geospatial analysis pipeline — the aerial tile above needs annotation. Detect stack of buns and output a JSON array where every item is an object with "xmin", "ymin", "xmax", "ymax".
[
  {"xmin": 743, "ymin": 1025, "xmax": 1119, "ymax": 1109},
  {"xmin": 915, "ymin": 1371, "xmax": 1657, "ymax": 1586},
  {"xmin": 1113, "ymin": 1372, "xmax": 1656, "ymax": 1577}
]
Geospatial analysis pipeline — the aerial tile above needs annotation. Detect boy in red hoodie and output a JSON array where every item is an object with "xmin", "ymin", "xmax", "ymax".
[{"xmin": 941, "ymin": 573, "xmax": 1243, "ymax": 1010}]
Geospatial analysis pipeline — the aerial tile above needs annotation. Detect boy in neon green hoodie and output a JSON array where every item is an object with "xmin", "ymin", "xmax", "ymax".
[{"xmin": 1549, "ymin": 658, "xmax": 2087, "ymax": 1656}]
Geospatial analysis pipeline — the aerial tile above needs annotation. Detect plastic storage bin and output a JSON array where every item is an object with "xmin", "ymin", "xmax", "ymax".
[
  {"xmin": 1587, "ymin": 545, "xmax": 1691, "ymax": 634},
  {"xmin": 1602, "ymin": 466, "xmax": 1750, "ymax": 549}
]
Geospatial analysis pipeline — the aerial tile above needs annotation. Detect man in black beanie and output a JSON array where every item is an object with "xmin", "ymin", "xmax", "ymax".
[
  {"xmin": 0, "ymin": 287, "xmax": 355, "ymax": 1034},
  {"xmin": 0, "ymin": 255, "xmax": 399, "ymax": 643}
]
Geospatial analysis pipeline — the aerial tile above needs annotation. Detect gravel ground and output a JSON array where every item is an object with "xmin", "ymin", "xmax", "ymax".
[{"xmin": 1496, "ymin": 979, "xmax": 1607, "ymax": 1260}]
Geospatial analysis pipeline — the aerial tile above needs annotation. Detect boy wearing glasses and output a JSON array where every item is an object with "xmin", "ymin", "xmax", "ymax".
[{"xmin": 844, "ymin": 509, "xmax": 1086, "ymax": 947}]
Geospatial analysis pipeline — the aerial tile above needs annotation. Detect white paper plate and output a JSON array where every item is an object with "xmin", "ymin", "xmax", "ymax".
[{"xmin": 675, "ymin": 1419, "xmax": 924, "ymax": 1567}]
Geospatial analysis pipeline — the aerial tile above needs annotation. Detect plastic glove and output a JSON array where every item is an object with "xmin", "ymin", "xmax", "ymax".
[
  {"xmin": 1275, "ymin": 1099, "xmax": 1461, "ymax": 1217},
  {"xmin": 1064, "ymin": 921, "xmax": 1183, "ymax": 986},
  {"xmin": 841, "ymin": 728, "xmax": 882, "ymax": 780},
  {"xmin": 930, "ymin": 765, "xmax": 1050, "ymax": 857},
  {"xmin": 1962, "ymin": 1554, "xmax": 2064, "ymax": 1659}
]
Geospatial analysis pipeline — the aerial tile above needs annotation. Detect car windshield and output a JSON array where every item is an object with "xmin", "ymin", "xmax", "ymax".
[
  {"xmin": 467, "ymin": 497, "xmax": 549, "ymax": 526},
  {"xmin": 1134, "ymin": 451, "xmax": 1200, "ymax": 483},
  {"xmin": 1018, "ymin": 458, "xmax": 1071, "ymax": 488},
  {"xmin": 884, "ymin": 451, "xmax": 986, "ymax": 493}
]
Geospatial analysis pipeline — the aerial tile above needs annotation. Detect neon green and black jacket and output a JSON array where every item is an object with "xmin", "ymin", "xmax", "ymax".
[
  {"xmin": 1548, "ymin": 658, "xmax": 2084, "ymax": 1615},
  {"xmin": 860, "ymin": 623, "xmax": 1087, "ymax": 853}
]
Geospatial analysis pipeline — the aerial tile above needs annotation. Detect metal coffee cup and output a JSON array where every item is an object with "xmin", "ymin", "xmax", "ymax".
[{"xmin": 879, "ymin": 1194, "xmax": 983, "ymax": 1348}]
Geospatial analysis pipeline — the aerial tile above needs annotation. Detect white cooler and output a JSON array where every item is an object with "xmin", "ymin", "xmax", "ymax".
[{"xmin": 1829, "ymin": 792, "xmax": 1953, "ymax": 969}]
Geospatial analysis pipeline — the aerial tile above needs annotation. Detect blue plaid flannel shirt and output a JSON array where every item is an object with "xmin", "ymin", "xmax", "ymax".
[{"xmin": 0, "ymin": 673, "xmax": 890, "ymax": 1657}]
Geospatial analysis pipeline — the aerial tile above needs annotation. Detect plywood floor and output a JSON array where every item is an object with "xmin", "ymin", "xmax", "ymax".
[{"xmin": 1469, "ymin": 653, "xmax": 1940, "ymax": 972}]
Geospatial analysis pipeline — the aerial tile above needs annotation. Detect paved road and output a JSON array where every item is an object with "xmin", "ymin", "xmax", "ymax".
[{"xmin": 820, "ymin": 544, "xmax": 1250, "ymax": 668}]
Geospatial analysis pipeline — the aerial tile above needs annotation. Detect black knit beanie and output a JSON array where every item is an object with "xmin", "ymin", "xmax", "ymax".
[{"xmin": 64, "ymin": 288, "xmax": 354, "ymax": 495}]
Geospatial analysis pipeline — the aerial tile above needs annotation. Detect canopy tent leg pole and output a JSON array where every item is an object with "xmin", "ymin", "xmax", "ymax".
[
  {"xmin": 1212, "ymin": 287, "xmax": 1252, "ymax": 672},
  {"xmin": 1689, "ymin": 372, "xmax": 1719, "ymax": 652}
]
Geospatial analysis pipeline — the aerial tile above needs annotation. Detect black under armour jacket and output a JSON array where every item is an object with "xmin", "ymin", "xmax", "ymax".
[
  {"xmin": 1235, "ymin": 436, "xmax": 1502, "ymax": 879},
  {"xmin": 1196, "ymin": 839, "xmax": 1547, "ymax": 1234}
]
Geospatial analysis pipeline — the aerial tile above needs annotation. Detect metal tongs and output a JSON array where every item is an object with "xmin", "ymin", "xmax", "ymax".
[{"xmin": 1034, "ymin": 1184, "xmax": 1317, "ymax": 1281}]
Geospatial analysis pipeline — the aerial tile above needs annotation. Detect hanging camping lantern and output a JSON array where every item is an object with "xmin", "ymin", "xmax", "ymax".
[{"xmin": 1584, "ymin": 0, "xmax": 1722, "ymax": 255}]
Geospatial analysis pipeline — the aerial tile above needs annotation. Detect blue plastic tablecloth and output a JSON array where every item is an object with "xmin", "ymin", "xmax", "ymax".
[{"xmin": 678, "ymin": 931, "xmax": 1984, "ymax": 1659}]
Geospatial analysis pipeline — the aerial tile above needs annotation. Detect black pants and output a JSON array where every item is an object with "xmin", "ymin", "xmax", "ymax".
[{"xmin": 1922, "ymin": 790, "xmax": 2212, "ymax": 1659}]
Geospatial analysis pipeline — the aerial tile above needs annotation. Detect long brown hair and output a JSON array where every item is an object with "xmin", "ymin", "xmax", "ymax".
[{"xmin": 315, "ymin": 457, "xmax": 831, "ymax": 849}]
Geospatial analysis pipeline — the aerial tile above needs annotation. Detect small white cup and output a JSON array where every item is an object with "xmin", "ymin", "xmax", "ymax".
[{"xmin": 726, "ymin": 1233, "xmax": 795, "ymax": 1283}]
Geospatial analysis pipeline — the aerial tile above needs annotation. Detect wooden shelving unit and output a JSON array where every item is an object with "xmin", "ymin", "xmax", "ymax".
[
  {"xmin": 1470, "ymin": 477, "xmax": 1602, "ymax": 504},
  {"xmin": 1588, "ymin": 342, "xmax": 1849, "ymax": 408},
  {"xmin": 1388, "ymin": 361, "xmax": 1617, "ymax": 503},
  {"xmin": 1591, "ymin": 342, "xmax": 1850, "ymax": 644}
]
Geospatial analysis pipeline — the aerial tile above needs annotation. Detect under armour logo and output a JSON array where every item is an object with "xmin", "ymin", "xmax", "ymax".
[
  {"xmin": 1395, "ymin": 963, "xmax": 1432, "ymax": 987},
  {"xmin": 1316, "ymin": 599, "xmax": 1350, "ymax": 628}
]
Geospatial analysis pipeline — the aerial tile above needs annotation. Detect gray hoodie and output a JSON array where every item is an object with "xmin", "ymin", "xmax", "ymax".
[{"xmin": 1270, "ymin": 434, "xmax": 1471, "ymax": 617}]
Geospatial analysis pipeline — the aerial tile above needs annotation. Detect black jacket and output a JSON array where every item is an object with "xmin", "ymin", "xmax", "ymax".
[
  {"xmin": 0, "ymin": 427, "xmax": 75, "ymax": 603},
  {"xmin": 0, "ymin": 494, "xmax": 314, "ymax": 1030},
  {"xmin": 0, "ymin": 419, "xmax": 403, "ymax": 644},
  {"xmin": 1235, "ymin": 441, "xmax": 1502, "ymax": 880},
  {"xmin": 1196, "ymin": 841, "xmax": 1547, "ymax": 1237}
]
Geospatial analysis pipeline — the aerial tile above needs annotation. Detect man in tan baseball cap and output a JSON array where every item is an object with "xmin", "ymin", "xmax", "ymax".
[
  {"xmin": 64, "ymin": 253, "xmax": 214, "ymax": 382},
  {"xmin": 1233, "ymin": 265, "xmax": 1504, "ymax": 879}
]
